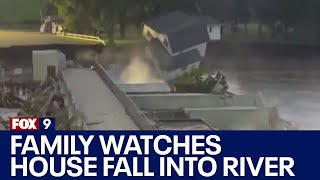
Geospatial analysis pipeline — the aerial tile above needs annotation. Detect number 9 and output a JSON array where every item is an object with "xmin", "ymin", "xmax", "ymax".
[{"xmin": 43, "ymin": 119, "xmax": 51, "ymax": 130}]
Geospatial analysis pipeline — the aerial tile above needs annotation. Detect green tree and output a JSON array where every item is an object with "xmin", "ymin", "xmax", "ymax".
[
  {"xmin": 51, "ymin": 0, "xmax": 117, "ymax": 43},
  {"xmin": 232, "ymin": 0, "xmax": 250, "ymax": 33},
  {"xmin": 118, "ymin": 0, "xmax": 128, "ymax": 39},
  {"xmin": 50, "ymin": 0, "xmax": 91, "ymax": 33},
  {"xmin": 276, "ymin": 0, "xmax": 307, "ymax": 39}
]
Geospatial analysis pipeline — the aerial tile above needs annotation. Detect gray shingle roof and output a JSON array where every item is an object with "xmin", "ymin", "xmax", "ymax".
[
  {"xmin": 145, "ymin": 11, "xmax": 196, "ymax": 33},
  {"xmin": 145, "ymin": 11, "xmax": 217, "ymax": 53},
  {"xmin": 145, "ymin": 11, "xmax": 218, "ymax": 33},
  {"xmin": 149, "ymin": 39, "xmax": 202, "ymax": 72},
  {"xmin": 167, "ymin": 23, "xmax": 210, "ymax": 53}
]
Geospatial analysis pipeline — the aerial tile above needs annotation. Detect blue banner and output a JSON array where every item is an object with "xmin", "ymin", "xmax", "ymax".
[{"xmin": 0, "ymin": 130, "xmax": 319, "ymax": 179}]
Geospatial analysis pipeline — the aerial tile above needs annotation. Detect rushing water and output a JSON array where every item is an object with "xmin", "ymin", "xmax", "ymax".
[
  {"xmin": 207, "ymin": 60, "xmax": 320, "ymax": 130},
  {"xmin": 102, "ymin": 43, "xmax": 320, "ymax": 130}
]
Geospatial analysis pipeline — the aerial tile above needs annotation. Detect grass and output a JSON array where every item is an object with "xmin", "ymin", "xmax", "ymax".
[
  {"xmin": 222, "ymin": 23, "xmax": 275, "ymax": 42},
  {"xmin": 222, "ymin": 22, "xmax": 320, "ymax": 44},
  {"xmin": 0, "ymin": 0, "xmax": 144, "ymax": 46}
]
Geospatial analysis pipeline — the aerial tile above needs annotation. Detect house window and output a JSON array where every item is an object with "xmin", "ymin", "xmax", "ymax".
[
  {"xmin": 163, "ymin": 39, "xmax": 169, "ymax": 47},
  {"xmin": 209, "ymin": 26, "xmax": 213, "ymax": 32}
]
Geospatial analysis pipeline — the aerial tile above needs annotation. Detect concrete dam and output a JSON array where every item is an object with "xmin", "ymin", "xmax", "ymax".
[{"xmin": 44, "ymin": 48, "xmax": 292, "ymax": 130}]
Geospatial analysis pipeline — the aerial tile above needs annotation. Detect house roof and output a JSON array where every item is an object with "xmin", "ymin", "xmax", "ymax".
[
  {"xmin": 145, "ymin": 11, "xmax": 219, "ymax": 34},
  {"xmin": 149, "ymin": 39, "xmax": 202, "ymax": 72},
  {"xmin": 145, "ymin": 11, "xmax": 195, "ymax": 33},
  {"xmin": 167, "ymin": 23, "xmax": 210, "ymax": 53},
  {"xmin": 145, "ymin": 11, "xmax": 216, "ymax": 53}
]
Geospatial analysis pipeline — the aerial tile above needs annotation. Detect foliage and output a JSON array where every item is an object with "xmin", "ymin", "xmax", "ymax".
[
  {"xmin": 47, "ymin": 0, "xmax": 320, "ymax": 42},
  {"xmin": 174, "ymin": 69, "xmax": 205, "ymax": 84},
  {"xmin": 173, "ymin": 69, "xmax": 212, "ymax": 93}
]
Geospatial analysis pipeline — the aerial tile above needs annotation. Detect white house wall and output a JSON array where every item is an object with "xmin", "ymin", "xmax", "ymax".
[
  {"xmin": 161, "ymin": 34, "xmax": 172, "ymax": 54},
  {"xmin": 196, "ymin": 43, "xmax": 207, "ymax": 57},
  {"xmin": 185, "ymin": 107, "xmax": 271, "ymax": 130},
  {"xmin": 142, "ymin": 25, "xmax": 159, "ymax": 41},
  {"xmin": 143, "ymin": 25, "xmax": 211, "ymax": 57},
  {"xmin": 142, "ymin": 25, "xmax": 173, "ymax": 54},
  {"xmin": 207, "ymin": 25, "xmax": 221, "ymax": 40}
]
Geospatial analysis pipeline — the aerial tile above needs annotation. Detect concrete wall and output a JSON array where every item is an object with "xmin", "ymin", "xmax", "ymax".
[
  {"xmin": 129, "ymin": 93, "xmax": 265, "ymax": 110},
  {"xmin": 118, "ymin": 83, "xmax": 171, "ymax": 93},
  {"xmin": 57, "ymin": 70, "xmax": 88, "ymax": 130},
  {"xmin": 185, "ymin": 107, "xmax": 271, "ymax": 130},
  {"xmin": 94, "ymin": 63, "xmax": 156, "ymax": 130},
  {"xmin": 32, "ymin": 50, "xmax": 66, "ymax": 81}
]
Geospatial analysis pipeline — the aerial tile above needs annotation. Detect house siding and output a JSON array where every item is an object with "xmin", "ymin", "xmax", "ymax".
[
  {"xmin": 143, "ymin": 25, "xmax": 211, "ymax": 57},
  {"xmin": 142, "ymin": 25, "xmax": 158, "ymax": 41},
  {"xmin": 143, "ymin": 25, "xmax": 173, "ymax": 54},
  {"xmin": 207, "ymin": 25, "xmax": 221, "ymax": 40}
]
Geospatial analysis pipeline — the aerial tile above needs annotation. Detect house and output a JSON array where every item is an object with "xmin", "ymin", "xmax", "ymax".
[
  {"xmin": 148, "ymin": 38, "xmax": 202, "ymax": 80},
  {"xmin": 142, "ymin": 11, "xmax": 221, "ymax": 80}
]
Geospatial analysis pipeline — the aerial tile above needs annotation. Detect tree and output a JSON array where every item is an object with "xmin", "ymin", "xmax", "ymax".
[
  {"xmin": 91, "ymin": 0, "xmax": 117, "ymax": 44},
  {"xmin": 50, "ymin": 0, "xmax": 92, "ymax": 33},
  {"xmin": 250, "ymin": 0, "xmax": 276, "ymax": 36},
  {"xmin": 117, "ymin": 0, "xmax": 128, "ymax": 39},
  {"xmin": 51, "ymin": 0, "xmax": 117, "ymax": 43},
  {"xmin": 232, "ymin": 0, "xmax": 250, "ymax": 33},
  {"xmin": 305, "ymin": 0, "xmax": 320, "ymax": 40},
  {"xmin": 275, "ymin": 0, "xmax": 307, "ymax": 39}
]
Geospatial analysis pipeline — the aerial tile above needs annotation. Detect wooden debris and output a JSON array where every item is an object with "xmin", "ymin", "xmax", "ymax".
[
  {"xmin": 0, "ymin": 75, "xmax": 85, "ymax": 130},
  {"xmin": 0, "ymin": 116, "xmax": 9, "ymax": 130}
]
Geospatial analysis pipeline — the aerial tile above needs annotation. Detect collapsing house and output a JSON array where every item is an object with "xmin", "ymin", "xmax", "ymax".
[{"xmin": 143, "ymin": 11, "xmax": 222, "ymax": 80}]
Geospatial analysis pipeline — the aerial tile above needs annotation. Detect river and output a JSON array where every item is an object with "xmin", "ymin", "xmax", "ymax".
[{"xmin": 205, "ymin": 57, "xmax": 320, "ymax": 130}]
